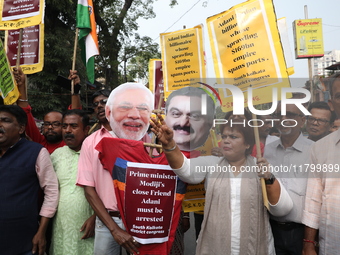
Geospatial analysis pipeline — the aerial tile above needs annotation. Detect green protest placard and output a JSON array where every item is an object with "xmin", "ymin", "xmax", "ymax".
[{"xmin": 0, "ymin": 39, "xmax": 18, "ymax": 105}]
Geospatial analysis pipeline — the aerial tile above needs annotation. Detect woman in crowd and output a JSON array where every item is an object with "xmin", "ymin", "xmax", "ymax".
[{"xmin": 150, "ymin": 114, "xmax": 293, "ymax": 255}]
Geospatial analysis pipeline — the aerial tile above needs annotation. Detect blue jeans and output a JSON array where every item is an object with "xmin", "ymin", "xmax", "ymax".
[{"xmin": 94, "ymin": 216, "xmax": 125, "ymax": 255}]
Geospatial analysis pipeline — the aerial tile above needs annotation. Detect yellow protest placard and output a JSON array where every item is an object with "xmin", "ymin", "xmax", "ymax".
[
  {"xmin": 0, "ymin": 0, "xmax": 44, "ymax": 30},
  {"xmin": 5, "ymin": 24, "xmax": 44, "ymax": 74},
  {"xmin": 160, "ymin": 25, "xmax": 206, "ymax": 99},
  {"xmin": 0, "ymin": 40, "xmax": 18, "ymax": 104},
  {"xmin": 207, "ymin": 0, "xmax": 291, "ymax": 112},
  {"xmin": 293, "ymin": 18, "xmax": 324, "ymax": 59},
  {"xmin": 182, "ymin": 182, "xmax": 206, "ymax": 213}
]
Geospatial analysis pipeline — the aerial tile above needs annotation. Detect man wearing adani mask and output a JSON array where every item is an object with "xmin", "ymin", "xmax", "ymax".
[{"xmin": 77, "ymin": 83, "xmax": 153, "ymax": 255}]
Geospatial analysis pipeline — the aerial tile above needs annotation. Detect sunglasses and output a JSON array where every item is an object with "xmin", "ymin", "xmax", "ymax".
[{"xmin": 93, "ymin": 99, "xmax": 108, "ymax": 108}]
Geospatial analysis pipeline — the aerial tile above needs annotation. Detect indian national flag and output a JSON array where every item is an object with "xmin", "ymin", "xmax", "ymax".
[{"xmin": 77, "ymin": 0, "xmax": 99, "ymax": 83}]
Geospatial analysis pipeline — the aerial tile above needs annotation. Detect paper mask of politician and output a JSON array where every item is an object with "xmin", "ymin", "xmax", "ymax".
[
  {"xmin": 165, "ymin": 86, "xmax": 215, "ymax": 151},
  {"xmin": 105, "ymin": 83, "xmax": 154, "ymax": 141}
]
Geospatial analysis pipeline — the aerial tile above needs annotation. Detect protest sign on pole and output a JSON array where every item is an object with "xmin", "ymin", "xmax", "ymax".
[
  {"xmin": 182, "ymin": 182, "xmax": 205, "ymax": 213},
  {"xmin": 97, "ymin": 138, "xmax": 186, "ymax": 254},
  {"xmin": 207, "ymin": 0, "xmax": 291, "ymax": 112},
  {"xmin": 0, "ymin": 0, "xmax": 44, "ymax": 30},
  {"xmin": 149, "ymin": 59, "xmax": 165, "ymax": 111},
  {"xmin": 5, "ymin": 24, "xmax": 44, "ymax": 74},
  {"xmin": 0, "ymin": 39, "xmax": 18, "ymax": 104},
  {"xmin": 160, "ymin": 24, "xmax": 206, "ymax": 100},
  {"xmin": 125, "ymin": 162, "xmax": 177, "ymax": 244}
]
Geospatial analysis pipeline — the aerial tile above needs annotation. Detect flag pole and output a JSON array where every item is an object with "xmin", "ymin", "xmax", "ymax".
[
  {"xmin": 16, "ymin": 28, "xmax": 23, "ymax": 68},
  {"xmin": 149, "ymin": 93, "xmax": 164, "ymax": 156},
  {"xmin": 16, "ymin": 28, "xmax": 26, "ymax": 97},
  {"xmin": 252, "ymin": 113, "xmax": 269, "ymax": 209},
  {"xmin": 71, "ymin": 28, "xmax": 79, "ymax": 95}
]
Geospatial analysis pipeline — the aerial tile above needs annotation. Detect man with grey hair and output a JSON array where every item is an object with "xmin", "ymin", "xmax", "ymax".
[
  {"xmin": 77, "ymin": 83, "xmax": 153, "ymax": 255},
  {"xmin": 265, "ymin": 101, "xmax": 314, "ymax": 255}
]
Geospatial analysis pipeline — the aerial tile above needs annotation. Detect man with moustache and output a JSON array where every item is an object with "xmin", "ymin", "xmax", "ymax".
[
  {"xmin": 305, "ymin": 101, "xmax": 334, "ymax": 142},
  {"xmin": 77, "ymin": 83, "xmax": 153, "ymax": 255},
  {"xmin": 165, "ymin": 86, "xmax": 215, "ymax": 152},
  {"xmin": 0, "ymin": 105, "xmax": 58, "ymax": 255},
  {"xmin": 15, "ymin": 68, "xmax": 81, "ymax": 153},
  {"xmin": 105, "ymin": 83, "xmax": 152, "ymax": 140},
  {"xmin": 264, "ymin": 101, "xmax": 314, "ymax": 255},
  {"xmin": 302, "ymin": 73, "xmax": 340, "ymax": 255},
  {"xmin": 89, "ymin": 89, "xmax": 112, "ymax": 133},
  {"xmin": 49, "ymin": 109, "xmax": 94, "ymax": 255}
]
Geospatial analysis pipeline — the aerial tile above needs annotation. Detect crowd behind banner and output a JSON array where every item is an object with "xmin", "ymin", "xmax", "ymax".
[
  {"xmin": 1, "ymin": 69, "xmax": 340, "ymax": 255},
  {"xmin": 0, "ymin": 0, "xmax": 338, "ymax": 253}
]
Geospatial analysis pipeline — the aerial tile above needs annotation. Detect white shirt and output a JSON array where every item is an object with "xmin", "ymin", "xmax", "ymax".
[
  {"xmin": 176, "ymin": 156, "xmax": 290, "ymax": 254},
  {"xmin": 229, "ymin": 172, "xmax": 275, "ymax": 255},
  {"xmin": 264, "ymin": 133, "xmax": 314, "ymax": 223}
]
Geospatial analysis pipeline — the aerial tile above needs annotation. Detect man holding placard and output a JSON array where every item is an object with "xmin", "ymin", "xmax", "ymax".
[
  {"xmin": 77, "ymin": 83, "xmax": 153, "ymax": 255},
  {"xmin": 14, "ymin": 67, "xmax": 81, "ymax": 153}
]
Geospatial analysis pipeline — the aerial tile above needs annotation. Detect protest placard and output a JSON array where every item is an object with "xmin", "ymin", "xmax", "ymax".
[
  {"xmin": 207, "ymin": 0, "xmax": 291, "ymax": 111},
  {"xmin": 0, "ymin": 0, "xmax": 44, "ymax": 30},
  {"xmin": 5, "ymin": 24, "xmax": 44, "ymax": 73},
  {"xmin": 97, "ymin": 138, "xmax": 187, "ymax": 254},
  {"xmin": 160, "ymin": 24, "xmax": 206, "ymax": 99},
  {"xmin": 0, "ymin": 39, "xmax": 18, "ymax": 104},
  {"xmin": 182, "ymin": 182, "xmax": 205, "ymax": 213},
  {"xmin": 125, "ymin": 162, "xmax": 176, "ymax": 244}
]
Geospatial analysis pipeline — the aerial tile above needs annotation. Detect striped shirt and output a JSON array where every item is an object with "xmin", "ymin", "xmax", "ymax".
[
  {"xmin": 264, "ymin": 133, "xmax": 314, "ymax": 223},
  {"xmin": 302, "ymin": 129, "xmax": 340, "ymax": 255}
]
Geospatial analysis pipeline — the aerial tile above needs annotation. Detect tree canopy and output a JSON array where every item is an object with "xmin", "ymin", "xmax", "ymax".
[{"xmin": 25, "ymin": 0, "xmax": 176, "ymax": 118}]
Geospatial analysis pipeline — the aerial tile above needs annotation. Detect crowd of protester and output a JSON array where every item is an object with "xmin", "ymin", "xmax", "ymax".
[{"xmin": 1, "ymin": 69, "xmax": 340, "ymax": 255}]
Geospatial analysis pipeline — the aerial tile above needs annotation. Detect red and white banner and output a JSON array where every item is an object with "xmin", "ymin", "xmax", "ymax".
[
  {"xmin": 125, "ymin": 162, "xmax": 177, "ymax": 244},
  {"xmin": 5, "ymin": 24, "xmax": 44, "ymax": 73}
]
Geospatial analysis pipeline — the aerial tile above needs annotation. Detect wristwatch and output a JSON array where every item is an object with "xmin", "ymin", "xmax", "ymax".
[{"xmin": 265, "ymin": 173, "xmax": 276, "ymax": 185}]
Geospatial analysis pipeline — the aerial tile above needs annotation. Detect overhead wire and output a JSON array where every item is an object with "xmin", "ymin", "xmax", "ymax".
[{"xmin": 153, "ymin": 0, "xmax": 202, "ymax": 41}]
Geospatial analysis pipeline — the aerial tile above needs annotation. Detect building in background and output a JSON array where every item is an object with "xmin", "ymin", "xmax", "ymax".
[{"xmin": 312, "ymin": 50, "xmax": 340, "ymax": 77}]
